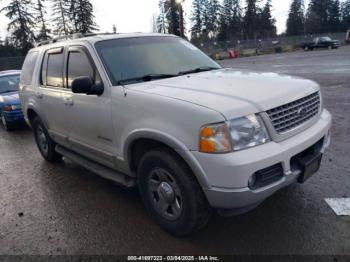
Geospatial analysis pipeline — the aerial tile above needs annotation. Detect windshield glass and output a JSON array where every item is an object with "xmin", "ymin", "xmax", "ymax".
[
  {"xmin": 0, "ymin": 74, "xmax": 20, "ymax": 94},
  {"xmin": 320, "ymin": 37, "xmax": 331, "ymax": 41},
  {"xmin": 95, "ymin": 36, "xmax": 221, "ymax": 86}
]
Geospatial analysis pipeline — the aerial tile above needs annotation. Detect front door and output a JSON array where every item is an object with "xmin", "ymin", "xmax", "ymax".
[{"xmin": 62, "ymin": 46, "xmax": 115, "ymax": 168}]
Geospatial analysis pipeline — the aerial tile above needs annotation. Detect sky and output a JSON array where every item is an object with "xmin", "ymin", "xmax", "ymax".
[{"xmin": 0, "ymin": 0, "xmax": 305, "ymax": 40}]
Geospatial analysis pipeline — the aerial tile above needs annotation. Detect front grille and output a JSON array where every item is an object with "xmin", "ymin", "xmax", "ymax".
[{"xmin": 267, "ymin": 92, "xmax": 320, "ymax": 134}]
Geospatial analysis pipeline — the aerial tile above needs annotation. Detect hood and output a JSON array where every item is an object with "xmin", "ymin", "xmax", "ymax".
[
  {"xmin": 127, "ymin": 69, "xmax": 319, "ymax": 119},
  {"xmin": 0, "ymin": 91, "xmax": 21, "ymax": 106}
]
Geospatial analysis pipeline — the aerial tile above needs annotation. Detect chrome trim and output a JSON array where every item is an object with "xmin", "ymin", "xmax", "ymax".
[{"xmin": 261, "ymin": 92, "xmax": 322, "ymax": 142}]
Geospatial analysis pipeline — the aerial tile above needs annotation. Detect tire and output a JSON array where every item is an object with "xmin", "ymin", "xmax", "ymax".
[
  {"xmin": 1, "ymin": 115, "xmax": 13, "ymax": 131},
  {"xmin": 304, "ymin": 46, "xmax": 309, "ymax": 51},
  {"xmin": 138, "ymin": 149, "xmax": 212, "ymax": 237},
  {"xmin": 32, "ymin": 116, "xmax": 62, "ymax": 162}
]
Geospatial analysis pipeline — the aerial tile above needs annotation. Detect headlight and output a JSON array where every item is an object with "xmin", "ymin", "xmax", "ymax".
[
  {"xmin": 199, "ymin": 122, "xmax": 232, "ymax": 153},
  {"xmin": 229, "ymin": 114, "xmax": 270, "ymax": 151}
]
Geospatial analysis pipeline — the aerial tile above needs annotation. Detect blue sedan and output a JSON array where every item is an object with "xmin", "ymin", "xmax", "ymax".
[{"xmin": 0, "ymin": 70, "xmax": 24, "ymax": 131}]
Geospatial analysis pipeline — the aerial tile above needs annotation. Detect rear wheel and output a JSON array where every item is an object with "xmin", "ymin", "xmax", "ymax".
[
  {"xmin": 138, "ymin": 149, "xmax": 211, "ymax": 236},
  {"xmin": 304, "ymin": 46, "xmax": 309, "ymax": 51},
  {"xmin": 1, "ymin": 115, "xmax": 13, "ymax": 131},
  {"xmin": 32, "ymin": 117, "xmax": 62, "ymax": 162}
]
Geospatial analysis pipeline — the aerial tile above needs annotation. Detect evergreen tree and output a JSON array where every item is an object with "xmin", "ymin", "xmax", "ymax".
[
  {"xmin": 0, "ymin": 0, "xmax": 35, "ymax": 53},
  {"xmin": 51, "ymin": 0, "xmax": 71, "ymax": 36},
  {"xmin": 305, "ymin": 0, "xmax": 332, "ymax": 34},
  {"xmin": 70, "ymin": 0, "xmax": 97, "ymax": 34},
  {"xmin": 35, "ymin": 0, "xmax": 50, "ymax": 41},
  {"xmin": 286, "ymin": 0, "xmax": 305, "ymax": 36},
  {"xmin": 157, "ymin": 0, "xmax": 168, "ymax": 33},
  {"xmin": 203, "ymin": 0, "xmax": 221, "ymax": 37},
  {"xmin": 190, "ymin": 0, "xmax": 203, "ymax": 38},
  {"xmin": 218, "ymin": 0, "xmax": 242, "ymax": 41},
  {"xmin": 342, "ymin": 0, "xmax": 350, "ymax": 29},
  {"xmin": 258, "ymin": 0, "xmax": 276, "ymax": 38},
  {"xmin": 165, "ymin": 0, "xmax": 181, "ymax": 36},
  {"xmin": 328, "ymin": 0, "xmax": 342, "ymax": 32},
  {"xmin": 244, "ymin": 0, "xmax": 260, "ymax": 39}
]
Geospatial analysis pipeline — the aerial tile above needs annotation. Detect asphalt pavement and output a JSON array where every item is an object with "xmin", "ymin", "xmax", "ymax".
[{"xmin": 1, "ymin": 46, "xmax": 349, "ymax": 256}]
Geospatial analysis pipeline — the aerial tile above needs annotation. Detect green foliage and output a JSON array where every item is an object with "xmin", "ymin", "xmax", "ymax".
[
  {"xmin": 286, "ymin": 0, "xmax": 305, "ymax": 36},
  {"xmin": 35, "ymin": 0, "xmax": 50, "ymax": 41},
  {"xmin": 51, "ymin": 0, "xmax": 72, "ymax": 36},
  {"xmin": 342, "ymin": 0, "xmax": 350, "ymax": 29},
  {"xmin": 70, "ymin": 0, "xmax": 97, "ymax": 34},
  {"xmin": 0, "ymin": 0, "xmax": 35, "ymax": 53}
]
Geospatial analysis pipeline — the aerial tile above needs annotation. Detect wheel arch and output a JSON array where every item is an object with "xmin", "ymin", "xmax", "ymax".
[{"xmin": 124, "ymin": 129, "xmax": 210, "ymax": 189}]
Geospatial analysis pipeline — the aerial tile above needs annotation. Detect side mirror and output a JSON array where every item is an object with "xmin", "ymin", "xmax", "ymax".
[{"xmin": 71, "ymin": 76, "xmax": 104, "ymax": 95}]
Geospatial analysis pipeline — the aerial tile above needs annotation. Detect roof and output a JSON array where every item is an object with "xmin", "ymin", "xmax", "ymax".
[
  {"xmin": 31, "ymin": 33, "xmax": 176, "ymax": 51},
  {"xmin": 0, "ymin": 70, "xmax": 21, "ymax": 76}
]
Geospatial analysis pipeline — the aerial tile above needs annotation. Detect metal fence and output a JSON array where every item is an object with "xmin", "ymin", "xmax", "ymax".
[
  {"xmin": 0, "ymin": 56, "xmax": 25, "ymax": 71},
  {"xmin": 194, "ymin": 32, "xmax": 347, "ymax": 56}
]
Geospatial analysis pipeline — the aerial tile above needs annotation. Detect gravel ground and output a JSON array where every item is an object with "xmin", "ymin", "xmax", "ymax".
[{"xmin": 0, "ymin": 46, "xmax": 349, "ymax": 256}]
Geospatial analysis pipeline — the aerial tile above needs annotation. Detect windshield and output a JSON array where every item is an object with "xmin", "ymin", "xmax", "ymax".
[
  {"xmin": 320, "ymin": 37, "xmax": 331, "ymax": 41},
  {"xmin": 0, "ymin": 74, "xmax": 20, "ymax": 94},
  {"xmin": 95, "ymin": 36, "xmax": 221, "ymax": 86}
]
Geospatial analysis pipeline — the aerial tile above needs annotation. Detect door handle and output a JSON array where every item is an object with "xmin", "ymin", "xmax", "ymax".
[
  {"xmin": 35, "ymin": 92, "xmax": 43, "ymax": 99},
  {"xmin": 63, "ymin": 97, "xmax": 74, "ymax": 106}
]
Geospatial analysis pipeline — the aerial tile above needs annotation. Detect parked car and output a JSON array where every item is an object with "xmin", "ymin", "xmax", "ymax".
[
  {"xmin": 301, "ymin": 37, "xmax": 340, "ymax": 51},
  {"xmin": 19, "ymin": 33, "xmax": 332, "ymax": 236},
  {"xmin": 0, "ymin": 70, "xmax": 24, "ymax": 131}
]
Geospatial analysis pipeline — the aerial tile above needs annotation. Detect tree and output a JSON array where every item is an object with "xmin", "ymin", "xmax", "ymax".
[
  {"xmin": 165, "ymin": 0, "xmax": 181, "ymax": 36},
  {"xmin": 286, "ymin": 0, "xmax": 305, "ymax": 36},
  {"xmin": 0, "ymin": 0, "xmax": 35, "ymax": 53},
  {"xmin": 52, "ymin": 0, "xmax": 71, "ymax": 36},
  {"xmin": 244, "ymin": 0, "xmax": 260, "ymax": 39},
  {"xmin": 70, "ymin": 0, "xmax": 97, "ymax": 34},
  {"xmin": 203, "ymin": 0, "xmax": 221, "ymax": 37},
  {"xmin": 35, "ymin": 0, "xmax": 50, "ymax": 41},
  {"xmin": 190, "ymin": 0, "xmax": 204, "ymax": 38},
  {"xmin": 218, "ymin": 0, "xmax": 242, "ymax": 41},
  {"xmin": 341, "ymin": 0, "xmax": 350, "ymax": 30},
  {"xmin": 305, "ymin": 0, "xmax": 333, "ymax": 34},
  {"xmin": 157, "ymin": 0, "xmax": 168, "ymax": 33},
  {"xmin": 328, "ymin": 0, "xmax": 342, "ymax": 32},
  {"xmin": 258, "ymin": 0, "xmax": 276, "ymax": 38}
]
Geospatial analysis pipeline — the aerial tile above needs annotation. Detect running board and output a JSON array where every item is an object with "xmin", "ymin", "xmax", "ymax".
[{"xmin": 56, "ymin": 145, "xmax": 136, "ymax": 188}]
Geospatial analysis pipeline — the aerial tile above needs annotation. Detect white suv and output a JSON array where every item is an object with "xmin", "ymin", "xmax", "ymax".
[{"xmin": 19, "ymin": 33, "xmax": 332, "ymax": 236}]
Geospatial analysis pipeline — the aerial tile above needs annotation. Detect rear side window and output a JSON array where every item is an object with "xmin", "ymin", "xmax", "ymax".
[
  {"xmin": 21, "ymin": 52, "xmax": 39, "ymax": 85},
  {"xmin": 44, "ymin": 50, "xmax": 64, "ymax": 87},
  {"xmin": 67, "ymin": 50, "xmax": 94, "ymax": 88}
]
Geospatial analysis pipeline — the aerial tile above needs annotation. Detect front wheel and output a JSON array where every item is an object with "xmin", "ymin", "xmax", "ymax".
[
  {"xmin": 138, "ymin": 149, "xmax": 212, "ymax": 236},
  {"xmin": 32, "ymin": 117, "xmax": 62, "ymax": 162},
  {"xmin": 1, "ymin": 115, "xmax": 13, "ymax": 131}
]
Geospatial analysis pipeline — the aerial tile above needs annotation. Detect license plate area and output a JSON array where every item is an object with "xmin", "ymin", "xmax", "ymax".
[
  {"xmin": 290, "ymin": 138, "xmax": 325, "ymax": 183},
  {"xmin": 297, "ymin": 153, "xmax": 323, "ymax": 183}
]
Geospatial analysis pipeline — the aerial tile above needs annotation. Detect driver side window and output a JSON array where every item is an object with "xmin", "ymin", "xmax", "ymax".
[{"xmin": 67, "ymin": 49, "xmax": 95, "ymax": 89}]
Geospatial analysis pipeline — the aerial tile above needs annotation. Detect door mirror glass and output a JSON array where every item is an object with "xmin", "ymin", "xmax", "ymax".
[{"xmin": 71, "ymin": 76, "xmax": 103, "ymax": 95}]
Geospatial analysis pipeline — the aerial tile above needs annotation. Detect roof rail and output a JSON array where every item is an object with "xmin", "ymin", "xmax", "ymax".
[{"xmin": 35, "ymin": 33, "xmax": 117, "ymax": 47}]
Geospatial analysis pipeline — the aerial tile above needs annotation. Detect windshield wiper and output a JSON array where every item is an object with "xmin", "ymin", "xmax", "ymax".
[
  {"xmin": 179, "ymin": 66, "xmax": 220, "ymax": 75},
  {"xmin": 117, "ymin": 74, "xmax": 178, "ymax": 85}
]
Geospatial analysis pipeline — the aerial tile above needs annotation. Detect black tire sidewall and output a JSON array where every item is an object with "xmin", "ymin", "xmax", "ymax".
[
  {"xmin": 32, "ymin": 117, "xmax": 59, "ymax": 162},
  {"xmin": 138, "ymin": 150, "xmax": 208, "ymax": 236}
]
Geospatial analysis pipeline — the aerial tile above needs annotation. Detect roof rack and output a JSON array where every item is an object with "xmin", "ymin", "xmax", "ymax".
[{"xmin": 35, "ymin": 32, "xmax": 117, "ymax": 47}]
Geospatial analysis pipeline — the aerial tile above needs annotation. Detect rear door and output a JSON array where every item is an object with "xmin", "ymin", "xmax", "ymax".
[
  {"xmin": 62, "ymin": 45, "xmax": 115, "ymax": 167},
  {"xmin": 37, "ymin": 47, "xmax": 70, "ymax": 147}
]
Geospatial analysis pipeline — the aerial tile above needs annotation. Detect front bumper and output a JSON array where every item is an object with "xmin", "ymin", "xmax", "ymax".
[
  {"xmin": 192, "ymin": 109, "xmax": 332, "ymax": 209},
  {"xmin": 2, "ymin": 109, "xmax": 25, "ymax": 123}
]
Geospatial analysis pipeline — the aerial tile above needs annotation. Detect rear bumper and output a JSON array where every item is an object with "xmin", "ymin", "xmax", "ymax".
[
  {"xmin": 2, "ymin": 110, "xmax": 25, "ymax": 123},
  {"xmin": 192, "ymin": 109, "xmax": 332, "ymax": 210}
]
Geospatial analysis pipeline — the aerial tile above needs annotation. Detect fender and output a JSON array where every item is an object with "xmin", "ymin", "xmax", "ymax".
[{"xmin": 123, "ymin": 129, "xmax": 211, "ymax": 189}]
